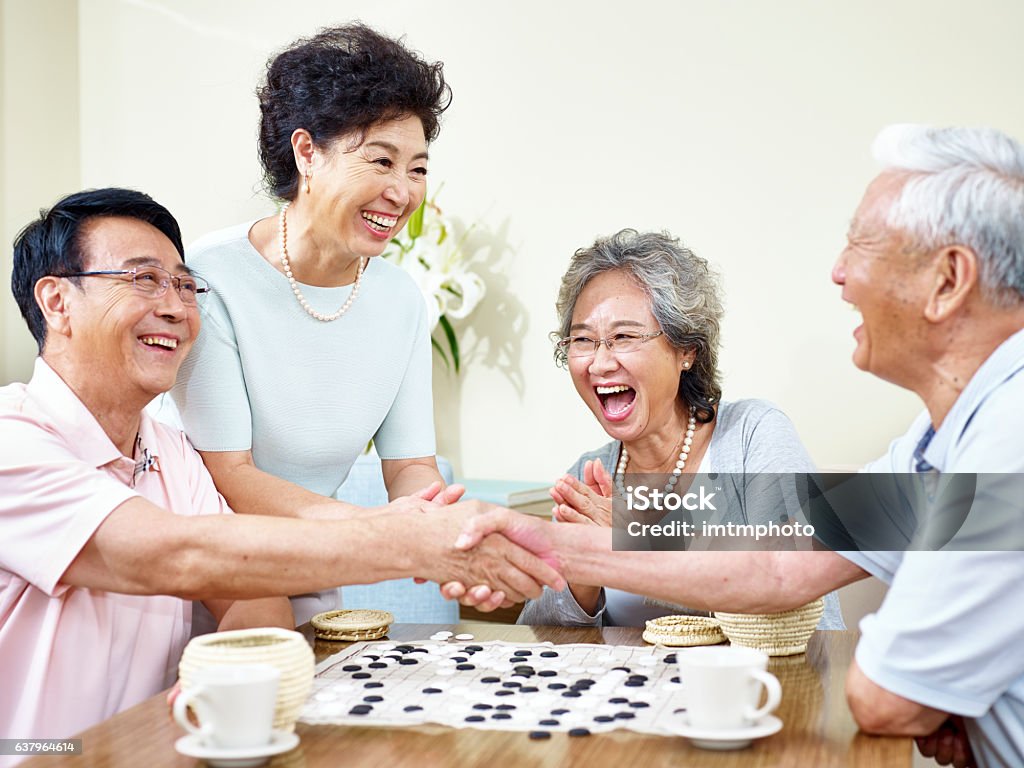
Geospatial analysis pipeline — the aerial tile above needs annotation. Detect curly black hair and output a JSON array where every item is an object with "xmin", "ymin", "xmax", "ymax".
[{"xmin": 257, "ymin": 23, "xmax": 452, "ymax": 200}]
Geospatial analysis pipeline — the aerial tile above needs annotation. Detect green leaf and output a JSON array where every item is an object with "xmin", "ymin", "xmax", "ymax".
[
  {"xmin": 408, "ymin": 196, "xmax": 426, "ymax": 240},
  {"xmin": 439, "ymin": 315, "xmax": 460, "ymax": 373},
  {"xmin": 431, "ymin": 335, "xmax": 451, "ymax": 371}
]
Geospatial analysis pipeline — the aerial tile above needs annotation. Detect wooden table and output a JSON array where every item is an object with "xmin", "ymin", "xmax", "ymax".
[{"xmin": 23, "ymin": 625, "xmax": 910, "ymax": 768}]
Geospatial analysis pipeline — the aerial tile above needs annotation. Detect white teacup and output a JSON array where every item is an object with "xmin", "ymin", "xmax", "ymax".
[
  {"xmin": 173, "ymin": 663, "xmax": 280, "ymax": 750},
  {"xmin": 676, "ymin": 646, "xmax": 782, "ymax": 731}
]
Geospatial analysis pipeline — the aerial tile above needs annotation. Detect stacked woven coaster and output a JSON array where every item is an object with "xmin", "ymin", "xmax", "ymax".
[
  {"xmin": 642, "ymin": 615, "xmax": 726, "ymax": 647},
  {"xmin": 714, "ymin": 599, "xmax": 824, "ymax": 656},
  {"xmin": 311, "ymin": 609, "xmax": 394, "ymax": 641}
]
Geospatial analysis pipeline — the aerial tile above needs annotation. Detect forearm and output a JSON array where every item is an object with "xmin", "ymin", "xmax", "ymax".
[
  {"xmin": 552, "ymin": 526, "xmax": 861, "ymax": 613},
  {"xmin": 568, "ymin": 583, "xmax": 603, "ymax": 614},
  {"xmin": 202, "ymin": 454, "xmax": 360, "ymax": 520},
  {"xmin": 846, "ymin": 661, "xmax": 949, "ymax": 736},
  {"xmin": 65, "ymin": 499, "xmax": 429, "ymax": 599},
  {"xmin": 208, "ymin": 597, "xmax": 295, "ymax": 632},
  {"xmin": 382, "ymin": 457, "xmax": 444, "ymax": 500}
]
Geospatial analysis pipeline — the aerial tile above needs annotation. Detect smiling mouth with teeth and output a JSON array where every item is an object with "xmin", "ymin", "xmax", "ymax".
[
  {"xmin": 361, "ymin": 211, "xmax": 398, "ymax": 232},
  {"xmin": 140, "ymin": 336, "xmax": 178, "ymax": 350},
  {"xmin": 596, "ymin": 384, "xmax": 636, "ymax": 415}
]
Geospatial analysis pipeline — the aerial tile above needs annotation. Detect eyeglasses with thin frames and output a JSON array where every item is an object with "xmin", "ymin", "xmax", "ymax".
[
  {"xmin": 557, "ymin": 330, "xmax": 664, "ymax": 359},
  {"xmin": 55, "ymin": 266, "xmax": 210, "ymax": 305}
]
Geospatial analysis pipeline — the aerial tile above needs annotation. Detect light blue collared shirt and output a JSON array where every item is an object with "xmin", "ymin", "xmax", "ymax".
[{"xmin": 844, "ymin": 327, "xmax": 1024, "ymax": 768}]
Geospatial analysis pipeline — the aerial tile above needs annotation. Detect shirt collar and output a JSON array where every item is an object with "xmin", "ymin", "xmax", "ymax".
[
  {"xmin": 921, "ymin": 326, "xmax": 1024, "ymax": 472},
  {"xmin": 27, "ymin": 358, "xmax": 160, "ymax": 478}
]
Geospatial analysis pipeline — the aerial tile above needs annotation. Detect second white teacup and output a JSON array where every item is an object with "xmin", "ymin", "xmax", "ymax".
[
  {"xmin": 173, "ymin": 663, "xmax": 280, "ymax": 750},
  {"xmin": 676, "ymin": 645, "xmax": 782, "ymax": 731}
]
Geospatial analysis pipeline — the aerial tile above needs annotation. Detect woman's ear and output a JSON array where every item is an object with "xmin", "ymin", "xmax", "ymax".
[
  {"xmin": 290, "ymin": 128, "xmax": 316, "ymax": 177},
  {"xmin": 679, "ymin": 347, "xmax": 696, "ymax": 372}
]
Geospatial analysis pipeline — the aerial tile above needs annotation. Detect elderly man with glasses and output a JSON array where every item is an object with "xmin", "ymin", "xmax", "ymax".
[{"xmin": 0, "ymin": 188, "xmax": 563, "ymax": 753}]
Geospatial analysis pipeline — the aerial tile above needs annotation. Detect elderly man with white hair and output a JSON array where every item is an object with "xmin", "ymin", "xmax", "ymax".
[{"xmin": 455, "ymin": 124, "xmax": 1024, "ymax": 768}]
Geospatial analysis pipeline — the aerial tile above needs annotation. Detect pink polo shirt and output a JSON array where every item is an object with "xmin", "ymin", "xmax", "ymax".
[{"xmin": 0, "ymin": 358, "xmax": 231, "ymax": 758}]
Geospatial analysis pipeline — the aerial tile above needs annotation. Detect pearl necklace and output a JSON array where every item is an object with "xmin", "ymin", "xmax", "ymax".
[
  {"xmin": 278, "ymin": 203, "xmax": 365, "ymax": 322},
  {"xmin": 615, "ymin": 406, "xmax": 697, "ymax": 496}
]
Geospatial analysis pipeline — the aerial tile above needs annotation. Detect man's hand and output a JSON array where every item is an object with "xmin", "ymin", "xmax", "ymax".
[
  {"xmin": 421, "ymin": 502, "xmax": 564, "ymax": 608},
  {"xmin": 915, "ymin": 716, "xmax": 976, "ymax": 768},
  {"xmin": 551, "ymin": 459, "xmax": 613, "ymax": 527}
]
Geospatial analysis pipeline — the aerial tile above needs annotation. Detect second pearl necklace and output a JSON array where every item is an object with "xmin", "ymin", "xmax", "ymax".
[
  {"xmin": 615, "ymin": 405, "xmax": 698, "ymax": 497},
  {"xmin": 278, "ymin": 202, "xmax": 366, "ymax": 322}
]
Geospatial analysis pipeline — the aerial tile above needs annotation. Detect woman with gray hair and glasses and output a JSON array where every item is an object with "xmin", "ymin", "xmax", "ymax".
[{"xmin": 519, "ymin": 228, "xmax": 844, "ymax": 628}]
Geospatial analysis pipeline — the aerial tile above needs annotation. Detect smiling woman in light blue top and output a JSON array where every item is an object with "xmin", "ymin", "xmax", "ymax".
[
  {"xmin": 519, "ymin": 229, "xmax": 844, "ymax": 629},
  {"xmin": 171, "ymin": 24, "xmax": 458, "ymax": 625}
]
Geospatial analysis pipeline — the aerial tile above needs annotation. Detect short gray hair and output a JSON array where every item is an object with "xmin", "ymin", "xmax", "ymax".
[
  {"xmin": 554, "ymin": 229, "xmax": 723, "ymax": 422},
  {"xmin": 873, "ymin": 124, "xmax": 1024, "ymax": 306}
]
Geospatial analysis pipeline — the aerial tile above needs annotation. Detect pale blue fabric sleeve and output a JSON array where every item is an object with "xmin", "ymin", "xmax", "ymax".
[
  {"xmin": 855, "ymin": 551, "xmax": 1024, "ymax": 716},
  {"xmin": 373, "ymin": 292, "xmax": 436, "ymax": 459},
  {"xmin": 171, "ymin": 289, "xmax": 253, "ymax": 452}
]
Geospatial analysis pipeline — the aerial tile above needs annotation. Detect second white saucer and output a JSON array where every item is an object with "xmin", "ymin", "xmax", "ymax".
[
  {"xmin": 174, "ymin": 729, "xmax": 300, "ymax": 767},
  {"xmin": 675, "ymin": 714, "xmax": 783, "ymax": 750}
]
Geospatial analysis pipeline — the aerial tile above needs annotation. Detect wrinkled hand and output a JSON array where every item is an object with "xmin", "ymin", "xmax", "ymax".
[
  {"xmin": 551, "ymin": 459, "xmax": 614, "ymax": 527},
  {"xmin": 441, "ymin": 507, "xmax": 564, "ymax": 608},
  {"xmin": 404, "ymin": 482, "xmax": 466, "ymax": 584},
  {"xmin": 424, "ymin": 502, "xmax": 564, "ymax": 610},
  {"xmin": 915, "ymin": 716, "xmax": 976, "ymax": 768}
]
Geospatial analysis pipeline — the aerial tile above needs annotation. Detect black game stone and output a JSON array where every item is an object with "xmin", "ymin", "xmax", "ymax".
[
  {"xmin": 472, "ymin": 704, "xmax": 493, "ymax": 711},
  {"xmin": 456, "ymin": 664, "xmax": 475, "ymax": 671},
  {"xmin": 614, "ymin": 712, "xmax": 636, "ymax": 720},
  {"xmin": 561, "ymin": 691, "xmax": 582, "ymax": 698},
  {"xmin": 466, "ymin": 645, "xmax": 484, "ymax": 652},
  {"xmin": 364, "ymin": 682, "xmax": 383, "ymax": 689},
  {"xmin": 398, "ymin": 658, "xmax": 418, "ymax": 665},
  {"xmin": 363, "ymin": 695, "xmax": 384, "ymax": 703},
  {"xmin": 341, "ymin": 665, "xmax": 361, "ymax": 672},
  {"xmin": 593, "ymin": 715, "xmax": 614, "ymax": 723},
  {"xmin": 495, "ymin": 690, "xmax": 514, "ymax": 697},
  {"xmin": 422, "ymin": 687, "xmax": 442, "ymax": 694},
  {"xmin": 465, "ymin": 715, "xmax": 485, "ymax": 723},
  {"xmin": 628, "ymin": 701, "xmax": 650, "ymax": 709},
  {"xmin": 551, "ymin": 708, "xmax": 570, "ymax": 716},
  {"xmin": 496, "ymin": 704, "xmax": 516, "ymax": 711},
  {"xmin": 368, "ymin": 662, "xmax": 386, "ymax": 669},
  {"xmin": 608, "ymin": 697, "xmax": 628, "ymax": 704},
  {"xmin": 538, "ymin": 670, "xmax": 557, "ymax": 677},
  {"xmin": 538, "ymin": 719, "xmax": 559, "ymax": 726},
  {"xmin": 481, "ymin": 676, "xmax": 500, "ymax": 684},
  {"xmin": 492, "ymin": 713, "xmax": 512, "ymax": 720},
  {"xmin": 502, "ymin": 682, "xmax": 521, "ymax": 689},
  {"xmin": 568, "ymin": 728, "xmax": 591, "ymax": 737},
  {"xmin": 529, "ymin": 731, "xmax": 551, "ymax": 740},
  {"xmin": 540, "ymin": 651, "xmax": 559, "ymax": 658},
  {"xmin": 403, "ymin": 705, "xmax": 423, "ymax": 713},
  {"xmin": 352, "ymin": 672, "xmax": 371, "ymax": 679},
  {"xmin": 547, "ymin": 683, "xmax": 567, "ymax": 690},
  {"xmin": 519, "ymin": 686, "xmax": 539, "ymax": 693},
  {"xmin": 349, "ymin": 705, "xmax": 372, "ymax": 715}
]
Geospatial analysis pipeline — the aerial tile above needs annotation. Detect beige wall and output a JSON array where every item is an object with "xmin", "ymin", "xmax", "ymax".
[
  {"xmin": 1, "ymin": 0, "xmax": 80, "ymax": 383},
  {"xmin": 4, "ymin": 1, "xmax": 1024, "ymax": 481}
]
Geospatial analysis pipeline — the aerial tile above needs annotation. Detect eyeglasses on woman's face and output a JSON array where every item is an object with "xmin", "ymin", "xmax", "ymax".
[{"xmin": 557, "ymin": 330, "xmax": 664, "ymax": 359}]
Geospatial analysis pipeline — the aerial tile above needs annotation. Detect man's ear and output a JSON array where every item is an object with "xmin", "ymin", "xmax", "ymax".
[
  {"xmin": 34, "ymin": 276, "xmax": 74, "ymax": 338},
  {"xmin": 923, "ymin": 245, "xmax": 978, "ymax": 323}
]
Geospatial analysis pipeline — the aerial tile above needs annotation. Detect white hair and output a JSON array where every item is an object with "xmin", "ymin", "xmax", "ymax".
[{"xmin": 872, "ymin": 123, "xmax": 1024, "ymax": 306}]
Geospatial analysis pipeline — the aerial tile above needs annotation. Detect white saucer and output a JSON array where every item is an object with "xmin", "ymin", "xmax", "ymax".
[
  {"xmin": 675, "ymin": 714, "xmax": 783, "ymax": 750},
  {"xmin": 174, "ymin": 729, "xmax": 299, "ymax": 767}
]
